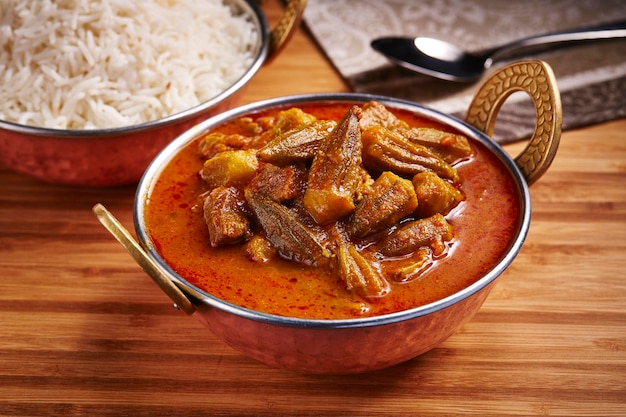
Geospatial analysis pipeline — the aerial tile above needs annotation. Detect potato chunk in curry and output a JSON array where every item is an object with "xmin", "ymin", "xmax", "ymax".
[
  {"xmin": 348, "ymin": 171, "xmax": 417, "ymax": 238},
  {"xmin": 412, "ymin": 171, "xmax": 464, "ymax": 218},
  {"xmin": 199, "ymin": 149, "xmax": 258, "ymax": 188}
]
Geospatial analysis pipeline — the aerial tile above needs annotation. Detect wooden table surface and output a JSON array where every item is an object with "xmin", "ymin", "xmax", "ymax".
[{"xmin": 1, "ymin": 3, "xmax": 625, "ymax": 416}]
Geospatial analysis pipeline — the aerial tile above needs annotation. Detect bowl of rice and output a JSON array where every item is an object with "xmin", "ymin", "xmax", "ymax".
[{"xmin": 0, "ymin": 0, "xmax": 306, "ymax": 186}]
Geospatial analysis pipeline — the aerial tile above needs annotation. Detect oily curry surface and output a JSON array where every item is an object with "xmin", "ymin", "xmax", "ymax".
[{"xmin": 144, "ymin": 102, "xmax": 520, "ymax": 319}]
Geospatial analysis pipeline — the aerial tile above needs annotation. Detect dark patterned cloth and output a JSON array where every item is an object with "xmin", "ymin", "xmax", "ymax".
[{"xmin": 303, "ymin": 0, "xmax": 626, "ymax": 143}]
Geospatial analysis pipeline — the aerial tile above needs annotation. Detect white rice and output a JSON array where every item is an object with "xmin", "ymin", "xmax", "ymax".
[{"xmin": 0, "ymin": 0, "xmax": 259, "ymax": 129}]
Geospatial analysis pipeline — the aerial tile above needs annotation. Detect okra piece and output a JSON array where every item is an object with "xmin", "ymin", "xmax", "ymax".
[
  {"xmin": 203, "ymin": 186, "xmax": 252, "ymax": 247},
  {"xmin": 402, "ymin": 127, "xmax": 473, "ymax": 164},
  {"xmin": 245, "ymin": 190, "xmax": 331, "ymax": 267},
  {"xmin": 379, "ymin": 213, "xmax": 453, "ymax": 257},
  {"xmin": 362, "ymin": 125, "xmax": 459, "ymax": 182},
  {"xmin": 303, "ymin": 106, "xmax": 364, "ymax": 225},
  {"xmin": 337, "ymin": 239, "xmax": 389, "ymax": 299},
  {"xmin": 257, "ymin": 120, "xmax": 337, "ymax": 165}
]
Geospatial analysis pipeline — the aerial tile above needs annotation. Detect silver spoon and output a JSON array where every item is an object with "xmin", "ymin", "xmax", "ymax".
[{"xmin": 371, "ymin": 20, "xmax": 626, "ymax": 82}]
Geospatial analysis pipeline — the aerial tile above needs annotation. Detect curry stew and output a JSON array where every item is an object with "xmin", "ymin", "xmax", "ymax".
[{"xmin": 144, "ymin": 102, "xmax": 520, "ymax": 319}]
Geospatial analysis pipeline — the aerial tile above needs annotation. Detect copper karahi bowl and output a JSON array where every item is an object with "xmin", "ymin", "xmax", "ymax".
[
  {"xmin": 0, "ymin": 0, "xmax": 305, "ymax": 186},
  {"xmin": 97, "ymin": 61, "xmax": 561, "ymax": 374}
]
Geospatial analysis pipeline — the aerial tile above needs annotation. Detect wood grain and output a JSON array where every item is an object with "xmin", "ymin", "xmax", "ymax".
[{"xmin": 1, "ymin": 1, "xmax": 625, "ymax": 415}]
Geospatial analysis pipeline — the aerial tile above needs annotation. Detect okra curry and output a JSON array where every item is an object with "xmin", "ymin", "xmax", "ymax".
[{"xmin": 144, "ymin": 101, "xmax": 520, "ymax": 319}]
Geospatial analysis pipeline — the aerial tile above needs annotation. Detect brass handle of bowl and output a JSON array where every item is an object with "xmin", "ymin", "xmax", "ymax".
[
  {"xmin": 266, "ymin": 0, "xmax": 307, "ymax": 60},
  {"xmin": 93, "ymin": 204, "xmax": 196, "ymax": 315},
  {"xmin": 465, "ymin": 60, "xmax": 562, "ymax": 186}
]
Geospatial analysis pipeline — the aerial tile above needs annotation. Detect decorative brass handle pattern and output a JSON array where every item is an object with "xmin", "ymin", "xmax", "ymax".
[
  {"xmin": 465, "ymin": 61, "xmax": 562, "ymax": 186},
  {"xmin": 268, "ymin": 0, "xmax": 307, "ymax": 60}
]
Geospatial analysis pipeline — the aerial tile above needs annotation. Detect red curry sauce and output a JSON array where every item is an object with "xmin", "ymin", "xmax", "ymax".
[{"xmin": 144, "ymin": 103, "xmax": 520, "ymax": 319}]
